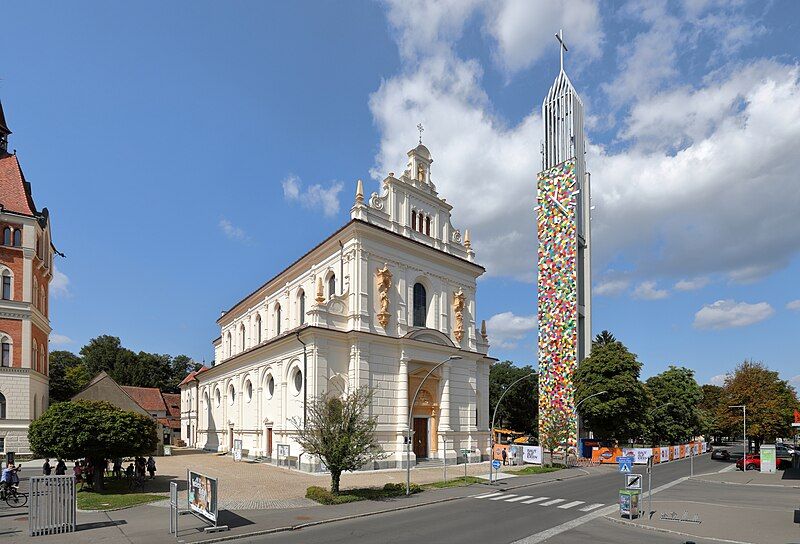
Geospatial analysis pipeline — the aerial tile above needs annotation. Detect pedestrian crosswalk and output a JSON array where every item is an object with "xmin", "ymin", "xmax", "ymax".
[{"xmin": 470, "ymin": 492, "xmax": 605, "ymax": 512}]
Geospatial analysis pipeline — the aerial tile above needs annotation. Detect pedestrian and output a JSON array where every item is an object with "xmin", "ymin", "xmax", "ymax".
[
  {"xmin": 501, "ymin": 448, "xmax": 508, "ymax": 466},
  {"xmin": 113, "ymin": 458, "xmax": 122, "ymax": 480},
  {"xmin": 125, "ymin": 463, "xmax": 134, "ymax": 479},
  {"xmin": 42, "ymin": 458, "xmax": 52, "ymax": 476},
  {"xmin": 55, "ymin": 458, "xmax": 66, "ymax": 475},
  {"xmin": 146, "ymin": 456, "xmax": 157, "ymax": 479}
]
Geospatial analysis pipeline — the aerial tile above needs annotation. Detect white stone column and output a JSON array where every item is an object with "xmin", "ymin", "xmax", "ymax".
[
  {"xmin": 397, "ymin": 353, "xmax": 409, "ymax": 458},
  {"xmin": 438, "ymin": 363, "xmax": 452, "ymax": 432}
]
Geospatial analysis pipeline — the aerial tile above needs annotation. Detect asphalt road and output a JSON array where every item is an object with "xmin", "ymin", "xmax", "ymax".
[{"xmin": 241, "ymin": 455, "xmax": 721, "ymax": 544}]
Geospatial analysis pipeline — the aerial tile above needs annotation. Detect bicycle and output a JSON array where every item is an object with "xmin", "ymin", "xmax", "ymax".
[{"xmin": 1, "ymin": 484, "xmax": 28, "ymax": 508}]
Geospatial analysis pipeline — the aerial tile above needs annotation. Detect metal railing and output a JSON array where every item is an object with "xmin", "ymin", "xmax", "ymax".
[{"xmin": 28, "ymin": 475, "xmax": 76, "ymax": 537}]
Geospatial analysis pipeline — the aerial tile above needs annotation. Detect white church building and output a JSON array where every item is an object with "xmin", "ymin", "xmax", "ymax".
[{"xmin": 181, "ymin": 142, "xmax": 495, "ymax": 471}]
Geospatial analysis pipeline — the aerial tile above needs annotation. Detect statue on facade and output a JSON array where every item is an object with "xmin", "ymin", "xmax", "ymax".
[
  {"xmin": 453, "ymin": 288, "xmax": 466, "ymax": 342},
  {"xmin": 376, "ymin": 264, "xmax": 392, "ymax": 328}
]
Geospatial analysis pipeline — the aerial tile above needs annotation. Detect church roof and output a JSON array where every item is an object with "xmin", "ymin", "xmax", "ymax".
[
  {"xmin": 0, "ymin": 153, "xmax": 38, "ymax": 217},
  {"xmin": 179, "ymin": 365, "xmax": 209, "ymax": 386},
  {"xmin": 121, "ymin": 385, "xmax": 168, "ymax": 413},
  {"xmin": 411, "ymin": 143, "xmax": 431, "ymax": 159},
  {"xmin": 0, "ymin": 100, "xmax": 10, "ymax": 136}
]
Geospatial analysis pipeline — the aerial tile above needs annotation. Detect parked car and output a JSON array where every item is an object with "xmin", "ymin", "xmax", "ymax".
[
  {"xmin": 735, "ymin": 454, "xmax": 791, "ymax": 471},
  {"xmin": 711, "ymin": 448, "xmax": 731, "ymax": 461},
  {"xmin": 775, "ymin": 443, "xmax": 796, "ymax": 459}
]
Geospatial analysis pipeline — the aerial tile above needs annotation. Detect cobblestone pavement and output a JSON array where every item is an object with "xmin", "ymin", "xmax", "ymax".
[{"xmin": 147, "ymin": 448, "xmax": 497, "ymax": 510}]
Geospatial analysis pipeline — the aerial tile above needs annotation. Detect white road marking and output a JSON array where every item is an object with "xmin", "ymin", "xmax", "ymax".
[
  {"xmin": 579, "ymin": 503, "xmax": 604, "ymax": 512},
  {"xmin": 540, "ymin": 498, "xmax": 565, "ymax": 506},
  {"xmin": 490, "ymin": 494, "xmax": 516, "ymax": 500},
  {"xmin": 472, "ymin": 492, "xmax": 503, "ymax": 499},
  {"xmin": 557, "ymin": 500, "xmax": 584, "ymax": 509},
  {"xmin": 521, "ymin": 497, "xmax": 549, "ymax": 504},
  {"xmin": 504, "ymin": 495, "xmax": 531, "ymax": 502}
]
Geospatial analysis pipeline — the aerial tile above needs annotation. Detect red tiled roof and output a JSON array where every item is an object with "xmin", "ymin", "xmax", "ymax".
[
  {"xmin": 179, "ymin": 366, "xmax": 209, "ymax": 387},
  {"xmin": 157, "ymin": 417, "xmax": 181, "ymax": 430},
  {"xmin": 121, "ymin": 385, "xmax": 167, "ymax": 413},
  {"xmin": 0, "ymin": 154, "xmax": 36, "ymax": 216},
  {"xmin": 162, "ymin": 393, "xmax": 181, "ymax": 417}
]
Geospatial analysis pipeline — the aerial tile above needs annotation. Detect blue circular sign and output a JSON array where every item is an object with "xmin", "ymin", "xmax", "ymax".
[{"xmin": 492, "ymin": 460, "xmax": 501, "ymax": 470}]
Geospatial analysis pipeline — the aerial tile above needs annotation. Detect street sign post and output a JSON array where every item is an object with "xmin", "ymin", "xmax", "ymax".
[
  {"xmin": 617, "ymin": 456, "xmax": 634, "ymax": 473},
  {"xmin": 647, "ymin": 454, "xmax": 654, "ymax": 517},
  {"xmin": 625, "ymin": 474, "xmax": 642, "ymax": 490},
  {"xmin": 461, "ymin": 449, "xmax": 470, "ymax": 485}
]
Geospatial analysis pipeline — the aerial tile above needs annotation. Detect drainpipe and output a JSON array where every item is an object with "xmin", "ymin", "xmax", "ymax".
[{"xmin": 295, "ymin": 331, "xmax": 307, "ymax": 428}]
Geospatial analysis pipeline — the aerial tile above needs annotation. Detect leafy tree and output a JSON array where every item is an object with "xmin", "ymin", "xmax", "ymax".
[
  {"xmin": 80, "ymin": 335, "xmax": 129, "ymax": 377},
  {"xmin": 489, "ymin": 361, "xmax": 538, "ymax": 435},
  {"xmin": 645, "ymin": 366, "xmax": 703, "ymax": 444},
  {"xmin": 575, "ymin": 340, "xmax": 650, "ymax": 442},
  {"xmin": 28, "ymin": 400, "xmax": 158, "ymax": 490},
  {"xmin": 48, "ymin": 350, "xmax": 89, "ymax": 402},
  {"xmin": 293, "ymin": 388, "xmax": 386, "ymax": 493},
  {"xmin": 539, "ymin": 410, "xmax": 573, "ymax": 466},
  {"xmin": 698, "ymin": 384, "xmax": 726, "ymax": 443},
  {"xmin": 720, "ymin": 360, "xmax": 798, "ymax": 451},
  {"xmin": 593, "ymin": 330, "xmax": 618, "ymax": 347}
]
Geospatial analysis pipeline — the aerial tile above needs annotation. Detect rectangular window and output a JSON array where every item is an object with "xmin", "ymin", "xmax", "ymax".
[
  {"xmin": 0, "ymin": 437, "xmax": 4, "ymax": 452},
  {"xmin": 1, "ymin": 343, "xmax": 10, "ymax": 367},
  {"xmin": 2, "ymin": 276, "xmax": 10, "ymax": 300}
]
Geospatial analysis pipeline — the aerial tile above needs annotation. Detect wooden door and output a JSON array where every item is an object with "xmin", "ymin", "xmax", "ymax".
[
  {"xmin": 413, "ymin": 417, "xmax": 428, "ymax": 459},
  {"xmin": 266, "ymin": 428, "xmax": 273, "ymax": 457}
]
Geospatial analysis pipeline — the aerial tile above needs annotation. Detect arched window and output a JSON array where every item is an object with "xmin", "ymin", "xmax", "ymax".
[
  {"xmin": 33, "ymin": 277, "xmax": 38, "ymax": 307},
  {"xmin": 0, "ymin": 392, "xmax": 5, "ymax": 419},
  {"xmin": 1, "ymin": 336, "xmax": 10, "ymax": 367},
  {"xmin": 426, "ymin": 216, "xmax": 431, "ymax": 236},
  {"xmin": 275, "ymin": 304, "xmax": 282, "ymax": 336},
  {"xmin": 328, "ymin": 274, "xmax": 336, "ymax": 299},
  {"xmin": 32, "ymin": 343, "xmax": 38, "ymax": 372},
  {"xmin": 12, "ymin": 229, "xmax": 21, "ymax": 247},
  {"xmin": 226, "ymin": 332, "xmax": 232, "ymax": 357},
  {"xmin": 228, "ymin": 384, "xmax": 236, "ymax": 406},
  {"xmin": 292, "ymin": 367, "xmax": 303, "ymax": 394},
  {"xmin": 413, "ymin": 283, "xmax": 427, "ymax": 327},
  {"xmin": 299, "ymin": 291, "xmax": 306, "ymax": 325},
  {"xmin": 2, "ymin": 227, "xmax": 10, "ymax": 246},
  {"xmin": 265, "ymin": 374, "xmax": 275, "ymax": 399},
  {"xmin": 411, "ymin": 210, "xmax": 417, "ymax": 231},
  {"xmin": 239, "ymin": 323, "xmax": 246, "ymax": 352},
  {"xmin": 255, "ymin": 314, "xmax": 262, "ymax": 344},
  {"xmin": 2, "ymin": 270, "xmax": 11, "ymax": 300}
]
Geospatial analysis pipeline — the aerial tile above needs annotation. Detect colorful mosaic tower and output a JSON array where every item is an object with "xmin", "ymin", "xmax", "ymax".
[{"xmin": 537, "ymin": 32, "xmax": 592, "ymax": 452}]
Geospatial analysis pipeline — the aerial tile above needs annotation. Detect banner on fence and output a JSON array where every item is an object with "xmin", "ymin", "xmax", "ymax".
[
  {"xmin": 522, "ymin": 445, "xmax": 543, "ymax": 464},
  {"xmin": 660, "ymin": 447, "xmax": 670, "ymax": 462},
  {"xmin": 188, "ymin": 471, "xmax": 218, "ymax": 523}
]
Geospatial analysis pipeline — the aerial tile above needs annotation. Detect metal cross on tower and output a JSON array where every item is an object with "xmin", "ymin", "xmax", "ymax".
[
  {"xmin": 555, "ymin": 29, "xmax": 568, "ymax": 72},
  {"xmin": 417, "ymin": 123, "xmax": 424, "ymax": 144}
]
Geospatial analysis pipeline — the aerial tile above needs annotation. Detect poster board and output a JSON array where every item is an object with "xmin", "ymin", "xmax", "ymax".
[
  {"xmin": 522, "ymin": 445, "xmax": 543, "ymax": 464},
  {"xmin": 660, "ymin": 447, "xmax": 670, "ymax": 462},
  {"xmin": 760, "ymin": 445, "xmax": 776, "ymax": 473},
  {"xmin": 233, "ymin": 439, "xmax": 243, "ymax": 462},
  {"xmin": 188, "ymin": 471, "xmax": 218, "ymax": 524}
]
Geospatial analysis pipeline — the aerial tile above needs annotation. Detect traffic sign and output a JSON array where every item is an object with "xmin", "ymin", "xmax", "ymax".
[
  {"xmin": 646, "ymin": 455, "xmax": 654, "ymax": 474},
  {"xmin": 492, "ymin": 460, "xmax": 501, "ymax": 470},
  {"xmin": 617, "ymin": 457, "xmax": 633, "ymax": 473},
  {"xmin": 461, "ymin": 449, "xmax": 471, "ymax": 456},
  {"xmin": 625, "ymin": 474, "xmax": 642, "ymax": 490}
]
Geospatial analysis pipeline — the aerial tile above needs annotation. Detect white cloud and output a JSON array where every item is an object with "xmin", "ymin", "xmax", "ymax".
[
  {"xmin": 789, "ymin": 375, "xmax": 800, "ymax": 391},
  {"xmin": 693, "ymin": 299, "xmax": 774, "ymax": 330},
  {"xmin": 595, "ymin": 278, "xmax": 630, "ymax": 297},
  {"xmin": 674, "ymin": 277, "xmax": 710, "ymax": 291},
  {"xmin": 787, "ymin": 300, "xmax": 800, "ymax": 311},
  {"xmin": 485, "ymin": 311, "xmax": 536, "ymax": 349},
  {"xmin": 282, "ymin": 174, "xmax": 343, "ymax": 218},
  {"xmin": 632, "ymin": 281, "xmax": 668, "ymax": 300},
  {"xmin": 218, "ymin": 219, "xmax": 247, "ymax": 241},
  {"xmin": 51, "ymin": 265, "xmax": 70, "ymax": 298},
  {"xmin": 49, "ymin": 333, "xmax": 73, "ymax": 346},
  {"xmin": 708, "ymin": 373, "xmax": 727, "ymax": 386}
]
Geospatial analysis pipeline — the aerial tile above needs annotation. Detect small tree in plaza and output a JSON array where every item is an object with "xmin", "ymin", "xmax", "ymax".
[
  {"xmin": 28, "ymin": 400, "xmax": 158, "ymax": 490},
  {"xmin": 293, "ymin": 387, "xmax": 386, "ymax": 494},
  {"xmin": 539, "ymin": 410, "xmax": 573, "ymax": 466}
]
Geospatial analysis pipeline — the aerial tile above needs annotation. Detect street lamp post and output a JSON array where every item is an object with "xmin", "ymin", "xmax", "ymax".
[
  {"xmin": 729, "ymin": 405, "xmax": 747, "ymax": 472},
  {"xmin": 574, "ymin": 390, "xmax": 608, "ymax": 458},
  {"xmin": 406, "ymin": 355, "xmax": 462, "ymax": 496},
  {"xmin": 489, "ymin": 373, "xmax": 536, "ymax": 484}
]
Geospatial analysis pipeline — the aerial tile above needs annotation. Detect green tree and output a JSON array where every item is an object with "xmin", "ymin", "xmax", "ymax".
[
  {"xmin": 593, "ymin": 330, "xmax": 617, "ymax": 347},
  {"xmin": 539, "ymin": 410, "xmax": 573, "ymax": 466},
  {"xmin": 698, "ymin": 384, "xmax": 725, "ymax": 443},
  {"xmin": 293, "ymin": 388, "xmax": 386, "ymax": 493},
  {"xmin": 169, "ymin": 355, "xmax": 203, "ymax": 392},
  {"xmin": 28, "ymin": 400, "xmax": 158, "ymax": 490},
  {"xmin": 645, "ymin": 366, "xmax": 703, "ymax": 444},
  {"xmin": 574, "ymin": 340, "xmax": 650, "ymax": 442},
  {"xmin": 489, "ymin": 361, "xmax": 538, "ymax": 435},
  {"xmin": 720, "ymin": 360, "xmax": 798, "ymax": 451},
  {"xmin": 48, "ymin": 350, "xmax": 89, "ymax": 402},
  {"xmin": 80, "ymin": 335, "xmax": 130, "ymax": 378}
]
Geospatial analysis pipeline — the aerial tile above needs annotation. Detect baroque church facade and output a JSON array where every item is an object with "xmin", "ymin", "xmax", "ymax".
[
  {"xmin": 0, "ymin": 101, "xmax": 55, "ymax": 454},
  {"xmin": 181, "ymin": 143, "xmax": 495, "ymax": 470}
]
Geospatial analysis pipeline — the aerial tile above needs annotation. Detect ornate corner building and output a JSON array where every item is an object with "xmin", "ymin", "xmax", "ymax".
[{"xmin": 0, "ymin": 101, "xmax": 55, "ymax": 454}]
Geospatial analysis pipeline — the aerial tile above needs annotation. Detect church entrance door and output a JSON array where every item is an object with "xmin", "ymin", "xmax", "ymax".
[
  {"xmin": 266, "ymin": 428, "xmax": 273, "ymax": 458},
  {"xmin": 413, "ymin": 417, "xmax": 428, "ymax": 459}
]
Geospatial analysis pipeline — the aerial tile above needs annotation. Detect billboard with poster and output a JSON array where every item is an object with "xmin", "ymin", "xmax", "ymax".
[
  {"xmin": 522, "ymin": 445, "xmax": 543, "ymax": 464},
  {"xmin": 188, "ymin": 471, "xmax": 218, "ymax": 523},
  {"xmin": 660, "ymin": 447, "xmax": 670, "ymax": 462}
]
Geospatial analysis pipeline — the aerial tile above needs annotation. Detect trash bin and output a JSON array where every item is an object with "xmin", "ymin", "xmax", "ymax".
[{"xmin": 619, "ymin": 489, "xmax": 640, "ymax": 519}]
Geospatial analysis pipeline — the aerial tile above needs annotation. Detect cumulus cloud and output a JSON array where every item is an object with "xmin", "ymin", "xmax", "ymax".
[
  {"xmin": 50, "ymin": 333, "xmax": 73, "ymax": 346},
  {"xmin": 51, "ymin": 265, "xmax": 71, "ymax": 298},
  {"xmin": 595, "ymin": 278, "xmax": 630, "ymax": 297},
  {"xmin": 218, "ymin": 219, "xmax": 248, "ymax": 242},
  {"xmin": 787, "ymin": 300, "xmax": 800, "ymax": 311},
  {"xmin": 789, "ymin": 375, "xmax": 800, "ymax": 391},
  {"xmin": 674, "ymin": 277, "xmax": 710, "ymax": 291},
  {"xmin": 485, "ymin": 311, "xmax": 537, "ymax": 349},
  {"xmin": 693, "ymin": 299, "xmax": 774, "ymax": 330},
  {"xmin": 282, "ymin": 174, "xmax": 343, "ymax": 218},
  {"xmin": 708, "ymin": 374, "xmax": 727, "ymax": 386},
  {"xmin": 632, "ymin": 281, "xmax": 669, "ymax": 300}
]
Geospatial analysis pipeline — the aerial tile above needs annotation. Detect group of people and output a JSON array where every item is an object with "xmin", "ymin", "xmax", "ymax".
[
  {"xmin": 40, "ymin": 458, "xmax": 68, "ymax": 476},
  {"xmin": 39, "ymin": 456, "xmax": 157, "ymax": 488}
]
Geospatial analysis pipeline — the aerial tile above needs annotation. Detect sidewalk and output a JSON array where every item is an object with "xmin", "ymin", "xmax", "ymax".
[
  {"xmin": 1, "ymin": 468, "xmax": 588, "ymax": 544},
  {"xmin": 690, "ymin": 466, "xmax": 800, "ymax": 488}
]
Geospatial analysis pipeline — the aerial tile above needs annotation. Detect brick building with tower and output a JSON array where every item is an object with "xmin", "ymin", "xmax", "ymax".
[{"xmin": 0, "ymin": 101, "xmax": 56, "ymax": 454}]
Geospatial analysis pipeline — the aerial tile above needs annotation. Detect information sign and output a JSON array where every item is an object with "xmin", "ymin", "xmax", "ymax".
[
  {"xmin": 625, "ymin": 474, "xmax": 642, "ymax": 490},
  {"xmin": 492, "ymin": 460, "xmax": 501, "ymax": 470},
  {"xmin": 617, "ymin": 456, "xmax": 633, "ymax": 473},
  {"xmin": 188, "ymin": 471, "xmax": 218, "ymax": 523}
]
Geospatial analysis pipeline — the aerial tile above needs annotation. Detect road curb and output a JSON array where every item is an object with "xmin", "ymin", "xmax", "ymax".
[
  {"xmin": 689, "ymin": 476, "xmax": 800, "ymax": 489},
  {"xmin": 191, "ymin": 471, "xmax": 589, "ymax": 544},
  {"xmin": 605, "ymin": 515, "xmax": 755, "ymax": 544}
]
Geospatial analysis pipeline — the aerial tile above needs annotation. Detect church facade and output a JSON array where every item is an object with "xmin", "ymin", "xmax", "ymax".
[{"xmin": 181, "ymin": 143, "xmax": 495, "ymax": 470}]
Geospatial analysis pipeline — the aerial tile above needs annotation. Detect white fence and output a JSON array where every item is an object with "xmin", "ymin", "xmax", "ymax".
[{"xmin": 28, "ymin": 475, "xmax": 77, "ymax": 537}]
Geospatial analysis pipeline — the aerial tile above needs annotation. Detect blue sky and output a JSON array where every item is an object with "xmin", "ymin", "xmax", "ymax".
[{"xmin": 2, "ymin": 1, "xmax": 798, "ymax": 388}]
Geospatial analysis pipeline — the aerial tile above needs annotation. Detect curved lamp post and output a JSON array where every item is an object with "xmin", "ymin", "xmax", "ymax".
[
  {"xmin": 406, "ymin": 354, "xmax": 463, "ymax": 495},
  {"xmin": 489, "ymin": 372, "xmax": 536, "ymax": 484},
  {"xmin": 574, "ymin": 390, "xmax": 608, "ymax": 457}
]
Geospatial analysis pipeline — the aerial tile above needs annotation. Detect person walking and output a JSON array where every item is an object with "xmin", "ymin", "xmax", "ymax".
[
  {"xmin": 146, "ymin": 456, "xmax": 157, "ymax": 480},
  {"xmin": 501, "ymin": 448, "xmax": 508, "ymax": 466},
  {"xmin": 113, "ymin": 458, "xmax": 122, "ymax": 480},
  {"xmin": 42, "ymin": 458, "xmax": 52, "ymax": 476},
  {"xmin": 55, "ymin": 458, "xmax": 66, "ymax": 475}
]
